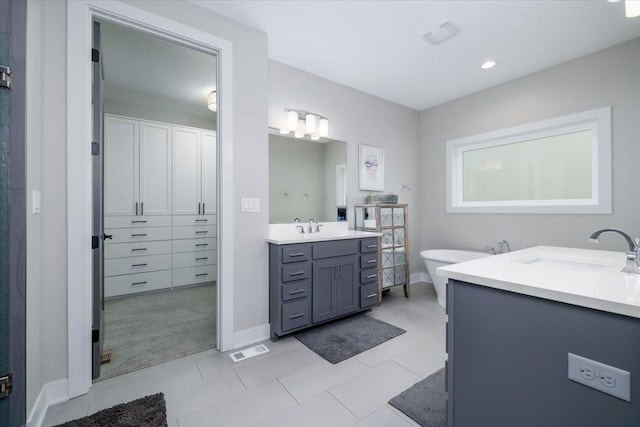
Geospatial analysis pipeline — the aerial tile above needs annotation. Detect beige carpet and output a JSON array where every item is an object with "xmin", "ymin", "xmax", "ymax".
[{"xmin": 97, "ymin": 284, "xmax": 216, "ymax": 381}]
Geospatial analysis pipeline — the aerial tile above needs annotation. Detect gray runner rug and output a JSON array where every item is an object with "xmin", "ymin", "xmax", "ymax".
[
  {"xmin": 295, "ymin": 313, "xmax": 406, "ymax": 364},
  {"xmin": 55, "ymin": 393, "xmax": 167, "ymax": 427},
  {"xmin": 389, "ymin": 367, "xmax": 446, "ymax": 427}
]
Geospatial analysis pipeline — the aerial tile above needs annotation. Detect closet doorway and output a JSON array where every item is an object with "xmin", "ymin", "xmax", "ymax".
[{"xmin": 92, "ymin": 19, "xmax": 219, "ymax": 381}]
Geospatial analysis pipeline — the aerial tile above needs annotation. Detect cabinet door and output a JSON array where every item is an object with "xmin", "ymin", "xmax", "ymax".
[
  {"xmin": 173, "ymin": 126, "xmax": 201, "ymax": 215},
  {"xmin": 104, "ymin": 116, "xmax": 139, "ymax": 216},
  {"xmin": 201, "ymin": 131, "xmax": 217, "ymax": 215},
  {"xmin": 335, "ymin": 255, "xmax": 359, "ymax": 316},
  {"xmin": 312, "ymin": 258, "xmax": 337, "ymax": 323},
  {"xmin": 140, "ymin": 121, "xmax": 172, "ymax": 215}
]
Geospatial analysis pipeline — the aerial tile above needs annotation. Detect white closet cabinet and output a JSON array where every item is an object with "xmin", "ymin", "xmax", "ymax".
[
  {"xmin": 104, "ymin": 115, "xmax": 172, "ymax": 216},
  {"xmin": 173, "ymin": 126, "xmax": 217, "ymax": 215}
]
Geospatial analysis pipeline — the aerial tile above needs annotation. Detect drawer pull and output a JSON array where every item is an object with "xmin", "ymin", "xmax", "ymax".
[
  {"xmin": 131, "ymin": 248, "xmax": 147, "ymax": 252},
  {"xmin": 289, "ymin": 313, "xmax": 305, "ymax": 319},
  {"xmin": 195, "ymin": 243, "xmax": 208, "ymax": 247},
  {"xmin": 131, "ymin": 233, "xmax": 147, "ymax": 237},
  {"xmin": 289, "ymin": 271, "xmax": 306, "ymax": 276},
  {"xmin": 288, "ymin": 252, "xmax": 306, "ymax": 257},
  {"xmin": 366, "ymin": 274, "xmax": 377, "ymax": 279},
  {"xmin": 196, "ymin": 273, "xmax": 209, "ymax": 277},
  {"xmin": 195, "ymin": 219, "xmax": 208, "ymax": 222},
  {"xmin": 131, "ymin": 281, "xmax": 147, "ymax": 286},
  {"xmin": 289, "ymin": 289, "xmax": 306, "ymax": 295},
  {"xmin": 131, "ymin": 263, "xmax": 148, "ymax": 267},
  {"xmin": 131, "ymin": 220, "xmax": 147, "ymax": 224},
  {"xmin": 366, "ymin": 293, "xmax": 377, "ymax": 299},
  {"xmin": 195, "ymin": 231, "xmax": 208, "ymax": 234},
  {"xmin": 367, "ymin": 259, "xmax": 377, "ymax": 264},
  {"xmin": 367, "ymin": 244, "xmax": 377, "ymax": 248},
  {"xmin": 196, "ymin": 257, "xmax": 208, "ymax": 261}
]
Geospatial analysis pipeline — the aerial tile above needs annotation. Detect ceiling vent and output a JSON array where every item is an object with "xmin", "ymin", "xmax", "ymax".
[{"xmin": 422, "ymin": 21, "xmax": 461, "ymax": 45}]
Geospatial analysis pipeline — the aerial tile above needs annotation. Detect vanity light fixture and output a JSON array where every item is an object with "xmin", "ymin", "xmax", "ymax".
[
  {"xmin": 207, "ymin": 91, "xmax": 217, "ymax": 112},
  {"xmin": 481, "ymin": 60, "xmax": 496, "ymax": 69},
  {"xmin": 281, "ymin": 109, "xmax": 329, "ymax": 139}
]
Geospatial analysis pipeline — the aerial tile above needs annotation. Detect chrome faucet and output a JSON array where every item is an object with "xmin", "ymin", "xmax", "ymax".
[
  {"xmin": 308, "ymin": 218, "xmax": 317, "ymax": 233},
  {"xmin": 497, "ymin": 240, "xmax": 511, "ymax": 253},
  {"xmin": 589, "ymin": 228, "xmax": 640, "ymax": 274}
]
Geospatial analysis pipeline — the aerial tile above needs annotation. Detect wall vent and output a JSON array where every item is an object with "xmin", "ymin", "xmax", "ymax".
[
  {"xmin": 230, "ymin": 344, "xmax": 270, "ymax": 363},
  {"xmin": 100, "ymin": 349, "xmax": 114, "ymax": 365}
]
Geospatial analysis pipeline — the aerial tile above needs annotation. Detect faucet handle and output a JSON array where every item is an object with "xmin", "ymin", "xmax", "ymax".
[
  {"xmin": 296, "ymin": 225, "xmax": 305, "ymax": 234},
  {"xmin": 315, "ymin": 224, "xmax": 323, "ymax": 233}
]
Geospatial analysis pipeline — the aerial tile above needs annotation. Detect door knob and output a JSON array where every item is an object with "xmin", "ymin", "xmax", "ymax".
[{"xmin": 103, "ymin": 233, "xmax": 113, "ymax": 240}]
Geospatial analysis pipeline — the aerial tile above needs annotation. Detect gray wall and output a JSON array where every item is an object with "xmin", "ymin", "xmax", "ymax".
[
  {"xmin": 418, "ymin": 37, "xmax": 640, "ymax": 260},
  {"xmin": 268, "ymin": 60, "xmax": 421, "ymax": 271}
]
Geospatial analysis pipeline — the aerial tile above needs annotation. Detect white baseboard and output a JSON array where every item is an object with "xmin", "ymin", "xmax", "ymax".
[
  {"xmin": 233, "ymin": 323, "xmax": 270, "ymax": 349},
  {"xmin": 410, "ymin": 272, "xmax": 430, "ymax": 284},
  {"xmin": 27, "ymin": 378, "xmax": 69, "ymax": 427}
]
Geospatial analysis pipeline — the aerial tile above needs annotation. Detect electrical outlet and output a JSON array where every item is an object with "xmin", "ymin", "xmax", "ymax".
[{"xmin": 568, "ymin": 353, "xmax": 631, "ymax": 402}]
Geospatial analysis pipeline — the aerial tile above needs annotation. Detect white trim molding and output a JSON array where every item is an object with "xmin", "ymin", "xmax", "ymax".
[
  {"xmin": 27, "ymin": 379, "xmax": 69, "ymax": 427},
  {"xmin": 233, "ymin": 324, "xmax": 270, "ymax": 349},
  {"xmin": 67, "ymin": 0, "xmax": 234, "ymax": 398},
  {"xmin": 446, "ymin": 106, "xmax": 612, "ymax": 214}
]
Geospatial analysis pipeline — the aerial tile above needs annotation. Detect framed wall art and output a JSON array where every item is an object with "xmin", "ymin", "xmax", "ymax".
[{"xmin": 359, "ymin": 144, "xmax": 384, "ymax": 191}]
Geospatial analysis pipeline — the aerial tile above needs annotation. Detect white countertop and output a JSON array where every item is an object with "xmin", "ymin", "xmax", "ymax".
[
  {"xmin": 267, "ymin": 222, "xmax": 380, "ymax": 244},
  {"xmin": 437, "ymin": 246, "xmax": 640, "ymax": 319}
]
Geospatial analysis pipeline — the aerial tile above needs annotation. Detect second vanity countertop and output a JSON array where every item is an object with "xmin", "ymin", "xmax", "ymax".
[
  {"xmin": 267, "ymin": 222, "xmax": 380, "ymax": 244},
  {"xmin": 437, "ymin": 245, "xmax": 640, "ymax": 319}
]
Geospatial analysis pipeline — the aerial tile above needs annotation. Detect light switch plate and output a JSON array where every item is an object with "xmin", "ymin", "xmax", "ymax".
[{"xmin": 241, "ymin": 198, "xmax": 261, "ymax": 213}]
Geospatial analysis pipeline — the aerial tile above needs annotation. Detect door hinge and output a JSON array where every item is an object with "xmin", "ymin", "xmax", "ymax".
[
  {"xmin": 92, "ymin": 141, "xmax": 100, "ymax": 156},
  {"xmin": 91, "ymin": 48, "xmax": 100, "ymax": 63},
  {"xmin": 0, "ymin": 66, "xmax": 12, "ymax": 89},
  {"xmin": 92, "ymin": 235, "xmax": 99, "ymax": 249},
  {"xmin": 0, "ymin": 374, "xmax": 12, "ymax": 399}
]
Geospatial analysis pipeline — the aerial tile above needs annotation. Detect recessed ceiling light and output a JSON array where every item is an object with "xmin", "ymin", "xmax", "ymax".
[
  {"xmin": 422, "ymin": 21, "xmax": 461, "ymax": 45},
  {"xmin": 481, "ymin": 60, "xmax": 497, "ymax": 69}
]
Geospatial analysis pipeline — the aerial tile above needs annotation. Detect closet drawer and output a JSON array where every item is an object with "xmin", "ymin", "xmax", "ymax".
[
  {"xmin": 360, "ymin": 252, "xmax": 378, "ymax": 269},
  {"xmin": 173, "ymin": 250, "xmax": 216, "ymax": 269},
  {"xmin": 282, "ymin": 279, "xmax": 311, "ymax": 302},
  {"xmin": 104, "ymin": 215, "xmax": 171, "ymax": 228},
  {"xmin": 172, "ymin": 225, "xmax": 217, "ymax": 240},
  {"xmin": 282, "ymin": 263, "xmax": 310, "ymax": 283},
  {"xmin": 105, "ymin": 226, "xmax": 172, "ymax": 244},
  {"xmin": 172, "ymin": 237, "xmax": 216, "ymax": 253},
  {"xmin": 104, "ymin": 240, "xmax": 172, "ymax": 259},
  {"xmin": 105, "ymin": 254, "xmax": 172, "ymax": 277},
  {"xmin": 105, "ymin": 270, "xmax": 172, "ymax": 298},
  {"xmin": 360, "ymin": 238, "xmax": 379, "ymax": 253},
  {"xmin": 282, "ymin": 244, "xmax": 311, "ymax": 263},
  {"xmin": 360, "ymin": 268, "xmax": 378, "ymax": 284},
  {"xmin": 172, "ymin": 214, "xmax": 216, "ymax": 227},
  {"xmin": 173, "ymin": 265, "xmax": 217, "ymax": 287}
]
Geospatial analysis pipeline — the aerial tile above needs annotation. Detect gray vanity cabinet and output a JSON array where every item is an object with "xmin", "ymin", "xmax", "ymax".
[
  {"xmin": 269, "ymin": 237, "xmax": 379, "ymax": 340},
  {"xmin": 312, "ymin": 255, "xmax": 358, "ymax": 323}
]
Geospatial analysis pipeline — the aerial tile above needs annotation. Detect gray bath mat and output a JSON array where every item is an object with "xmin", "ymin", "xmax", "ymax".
[
  {"xmin": 389, "ymin": 367, "xmax": 446, "ymax": 427},
  {"xmin": 55, "ymin": 393, "xmax": 167, "ymax": 427},
  {"xmin": 295, "ymin": 313, "xmax": 406, "ymax": 364}
]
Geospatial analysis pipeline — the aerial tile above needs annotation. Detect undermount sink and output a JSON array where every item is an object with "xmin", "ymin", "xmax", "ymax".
[{"xmin": 514, "ymin": 253, "xmax": 612, "ymax": 271}]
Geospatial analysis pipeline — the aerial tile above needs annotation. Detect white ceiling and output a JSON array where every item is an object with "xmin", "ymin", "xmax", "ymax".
[{"xmin": 192, "ymin": 0, "xmax": 640, "ymax": 111}]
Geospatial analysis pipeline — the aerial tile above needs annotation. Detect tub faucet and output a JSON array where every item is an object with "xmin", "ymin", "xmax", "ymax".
[
  {"xmin": 588, "ymin": 228, "xmax": 640, "ymax": 274},
  {"xmin": 497, "ymin": 240, "xmax": 511, "ymax": 253}
]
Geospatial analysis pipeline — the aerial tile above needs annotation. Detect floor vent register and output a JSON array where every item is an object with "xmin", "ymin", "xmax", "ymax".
[{"xmin": 229, "ymin": 344, "xmax": 270, "ymax": 363}]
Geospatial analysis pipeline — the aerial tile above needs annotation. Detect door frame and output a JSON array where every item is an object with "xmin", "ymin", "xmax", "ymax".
[{"xmin": 67, "ymin": 0, "xmax": 235, "ymax": 397}]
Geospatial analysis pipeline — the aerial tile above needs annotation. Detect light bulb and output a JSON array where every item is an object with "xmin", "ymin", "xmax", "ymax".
[
  {"xmin": 305, "ymin": 114, "xmax": 317, "ymax": 134},
  {"xmin": 319, "ymin": 118, "xmax": 329, "ymax": 137},
  {"xmin": 207, "ymin": 91, "xmax": 217, "ymax": 112},
  {"xmin": 287, "ymin": 110, "xmax": 298, "ymax": 131}
]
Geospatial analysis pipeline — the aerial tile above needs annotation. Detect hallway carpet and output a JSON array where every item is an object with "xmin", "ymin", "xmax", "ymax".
[{"xmin": 97, "ymin": 284, "xmax": 216, "ymax": 381}]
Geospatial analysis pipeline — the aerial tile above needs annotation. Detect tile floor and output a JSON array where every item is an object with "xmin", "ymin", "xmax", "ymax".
[{"xmin": 42, "ymin": 282, "xmax": 446, "ymax": 427}]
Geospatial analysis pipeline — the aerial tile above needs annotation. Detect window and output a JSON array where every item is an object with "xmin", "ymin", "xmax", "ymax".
[{"xmin": 446, "ymin": 107, "xmax": 611, "ymax": 214}]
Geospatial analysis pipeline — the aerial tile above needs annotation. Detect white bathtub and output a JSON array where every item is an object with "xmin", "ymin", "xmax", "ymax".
[{"xmin": 420, "ymin": 249, "xmax": 491, "ymax": 307}]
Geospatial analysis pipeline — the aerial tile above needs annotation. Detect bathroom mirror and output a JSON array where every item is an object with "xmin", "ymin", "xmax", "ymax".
[
  {"xmin": 269, "ymin": 129, "xmax": 347, "ymax": 223},
  {"xmin": 446, "ymin": 106, "xmax": 611, "ymax": 214}
]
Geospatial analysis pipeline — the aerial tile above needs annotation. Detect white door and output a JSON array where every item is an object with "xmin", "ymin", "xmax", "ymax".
[
  {"xmin": 173, "ymin": 126, "xmax": 201, "ymax": 215},
  {"xmin": 201, "ymin": 131, "xmax": 217, "ymax": 215},
  {"xmin": 140, "ymin": 121, "xmax": 172, "ymax": 215},
  {"xmin": 104, "ymin": 116, "xmax": 139, "ymax": 216}
]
